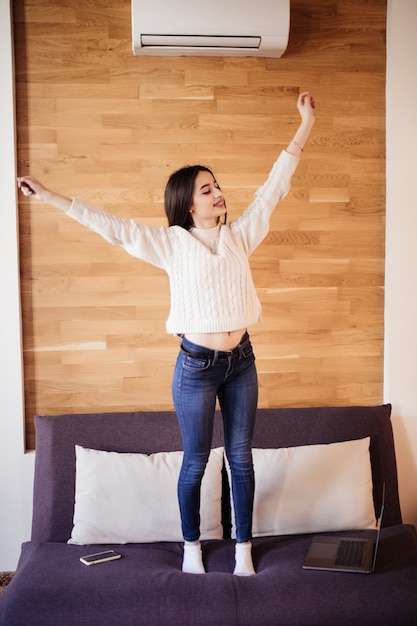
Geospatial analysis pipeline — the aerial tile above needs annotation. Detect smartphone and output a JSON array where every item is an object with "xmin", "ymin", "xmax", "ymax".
[{"xmin": 80, "ymin": 550, "xmax": 122, "ymax": 566}]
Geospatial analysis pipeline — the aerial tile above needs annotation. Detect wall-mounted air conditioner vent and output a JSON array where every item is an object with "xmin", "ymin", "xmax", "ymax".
[{"xmin": 132, "ymin": 0, "xmax": 290, "ymax": 58}]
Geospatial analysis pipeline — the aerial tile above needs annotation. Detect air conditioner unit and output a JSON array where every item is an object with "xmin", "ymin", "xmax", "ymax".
[{"xmin": 132, "ymin": 0, "xmax": 290, "ymax": 58}]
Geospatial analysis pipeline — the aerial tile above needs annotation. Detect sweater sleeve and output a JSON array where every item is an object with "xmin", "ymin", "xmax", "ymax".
[
  {"xmin": 230, "ymin": 150, "xmax": 300, "ymax": 255},
  {"xmin": 66, "ymin": 199, "xmax": 175, "ymax": 270}
]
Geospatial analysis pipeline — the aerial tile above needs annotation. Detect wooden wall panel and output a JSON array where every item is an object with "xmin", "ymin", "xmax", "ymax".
[{"xmin": 13, "ymin": 0, "xmax": 387, "ymax": 449}]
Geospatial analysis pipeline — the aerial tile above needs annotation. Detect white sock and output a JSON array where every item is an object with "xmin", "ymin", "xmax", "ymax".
[
  {"xmin": 233, "ymin": 542, "xmax": 256, "ymax": 576},
  {"xmin": 182, "ymin": 542, "xmax": 205, "ymax": 574}
]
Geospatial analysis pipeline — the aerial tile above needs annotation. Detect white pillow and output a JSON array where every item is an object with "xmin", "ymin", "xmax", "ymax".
[
  {"xmin": 68, "ymin": 446, "xmax": 224, "ymax": 544},
  {"xmin": 226, "ymin": 438, "xmax": 376, "ymax": 537}
]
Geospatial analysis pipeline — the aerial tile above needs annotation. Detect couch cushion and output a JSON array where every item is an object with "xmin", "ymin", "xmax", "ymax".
[
  {"xmin": 32, "ymin": 411, "xmax": 225, "ymax": 542},
  {"xmin": 227, "ymin": 438, "xmax": 376, "ymax": 537},
  {"xmin": 68, "ymin": 446, "xmax": 224, "ymax": 544},
  {"xmin": 3, "ymin": 526, "xmax": 417, "ymax": 626},
  {"xmin": 250, "ymin": 404, "xmax": 400, "ymax": 528}
]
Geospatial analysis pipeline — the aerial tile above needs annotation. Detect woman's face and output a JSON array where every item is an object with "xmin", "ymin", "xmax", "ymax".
[{"xmin": 189, "ymin": 170, "xmax": 226, "ymax": 229}]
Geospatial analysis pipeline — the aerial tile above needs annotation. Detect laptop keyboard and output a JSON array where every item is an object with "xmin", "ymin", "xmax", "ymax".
[{"xmin": 335, "ymin": 540, "xmax": 365, "ymax": 567}]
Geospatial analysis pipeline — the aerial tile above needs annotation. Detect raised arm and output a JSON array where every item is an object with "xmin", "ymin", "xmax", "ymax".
[
  {"xmin": 17, "ymin": 175, "xmax": 176, "ymax": 270},
  {"xmin": 17, "ymin": 176, "xmax": 72, "ymax": 212},
  {"xmin": 286, "ymin": 91, "xmax": 316, "ymax": 156}
]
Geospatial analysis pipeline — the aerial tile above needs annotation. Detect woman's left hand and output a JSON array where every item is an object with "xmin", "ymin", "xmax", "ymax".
[{"xmin": 297, "ymin": 91, "xmax": 316, "ymax": 125}]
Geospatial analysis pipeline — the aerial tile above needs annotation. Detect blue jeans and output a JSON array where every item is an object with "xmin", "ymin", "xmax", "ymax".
[{"xmin": 172, "ymin": 332, "xmax": 258, "ymax": 543}]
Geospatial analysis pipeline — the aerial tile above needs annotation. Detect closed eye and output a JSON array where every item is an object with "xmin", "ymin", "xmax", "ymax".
[{"xmin": 200, "ymin": 182, "xmax": 221, "ymax": 194}]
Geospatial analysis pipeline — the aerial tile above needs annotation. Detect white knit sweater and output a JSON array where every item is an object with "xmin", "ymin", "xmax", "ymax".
[{"xmin": 66, "ymin": 150, "xmax": 299, "ymax": 334}]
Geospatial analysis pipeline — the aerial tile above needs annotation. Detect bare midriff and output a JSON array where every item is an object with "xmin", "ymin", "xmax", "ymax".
[{"xmin": 184, "ymin": 328, "xmax": 247, "ymax": 351}]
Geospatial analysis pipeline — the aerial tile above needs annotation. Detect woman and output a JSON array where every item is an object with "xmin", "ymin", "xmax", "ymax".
[{"xmin": 18, "ymin": 91, "xmax": 315, "ymax": 576}]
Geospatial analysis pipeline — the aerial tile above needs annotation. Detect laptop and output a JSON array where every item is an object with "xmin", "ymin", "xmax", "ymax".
[{"xmin": 302, "ymin": 484, "xmax": 385, "ymax": 574}]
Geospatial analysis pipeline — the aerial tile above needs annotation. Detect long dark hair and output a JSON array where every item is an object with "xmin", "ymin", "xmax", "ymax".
[{"xmin": 164, "ymin": 164, "xmax": 224, "ymax": 230}]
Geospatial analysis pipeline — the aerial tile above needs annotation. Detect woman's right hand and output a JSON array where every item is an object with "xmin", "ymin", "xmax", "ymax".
[
  {"xmin": 17, "ymin": 176, "xmax": 72, "ymax": 212},
  {"xmin": 17, "ymin": 175, "xmax": 49, "ymax": 201}
]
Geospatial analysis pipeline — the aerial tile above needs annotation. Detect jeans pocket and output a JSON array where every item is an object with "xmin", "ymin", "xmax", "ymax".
[{"xmin": 182, "ymin": 355, "xmax": 212, "ymax": 372}]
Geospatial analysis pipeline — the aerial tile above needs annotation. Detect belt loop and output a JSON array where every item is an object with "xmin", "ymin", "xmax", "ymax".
[
  {"xmin": 212, "ymin": 350, "xmax": 219, "ymax": 366},
  {"xmin": 238, "ymin": 331, "xmax": 249, "ymax": 358}
]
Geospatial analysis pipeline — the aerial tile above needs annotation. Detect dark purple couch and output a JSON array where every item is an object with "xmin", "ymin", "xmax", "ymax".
[{"xmin": 1, "ymin": 404, "xmax": 417, "ymax": 625}]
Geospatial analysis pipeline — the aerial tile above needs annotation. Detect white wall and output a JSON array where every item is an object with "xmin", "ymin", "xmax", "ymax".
[
  {"xmin": 0, "ymin": 0, "xmax": 35, "ymax": 571},
  {"xmin": 384, "ymin": 0, "xmax": 417, "ymax": 526},
  {"xmin": 1, "ymin": 0, "xmax": 416, "ymax": 570}
]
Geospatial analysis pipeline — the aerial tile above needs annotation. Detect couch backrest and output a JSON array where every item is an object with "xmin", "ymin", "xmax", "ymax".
[{"xmin": 31, "ymin": 404, "xmax": 401, "ymax": 542}]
